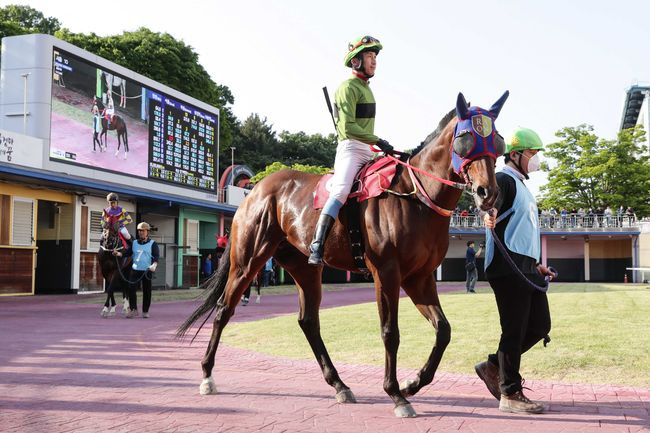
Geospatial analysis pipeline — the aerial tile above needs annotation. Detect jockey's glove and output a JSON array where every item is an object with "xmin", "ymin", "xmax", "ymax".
[
  {"xmin": 376, "ymin": 139, "xmax": 394, "ymax": 155},
  {"xmin": 113, "ymin": 251, "xmax": 122, "ymax": 257},
  {"xmin": 148, "ymin": 262, "xmax": 158, "ymax": 272}
]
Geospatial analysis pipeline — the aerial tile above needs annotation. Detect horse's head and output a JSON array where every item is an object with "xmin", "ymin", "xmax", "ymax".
[
  {"xmin": 101, "ymin": 220, "xmax": 120, "ymax": 249},
  {"xmin": 451, "ymin": 91, "xmax": 509, "ymax": 210}
]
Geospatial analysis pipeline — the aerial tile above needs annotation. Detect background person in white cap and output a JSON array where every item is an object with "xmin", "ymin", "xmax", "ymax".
[{"xmin": 114, "ymin": 221, "xmax": 159, "ymax": 318}]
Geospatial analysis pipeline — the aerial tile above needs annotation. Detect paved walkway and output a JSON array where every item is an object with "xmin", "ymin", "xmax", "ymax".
[{"xmin": 1, "ymin": 284, "xmax": 649, "ymax": 433}]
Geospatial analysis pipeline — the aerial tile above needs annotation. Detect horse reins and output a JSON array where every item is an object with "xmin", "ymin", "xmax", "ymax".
[
  {"xmin": 371, "ymin": 147, "xmax": 466, "ymax": 217},
  {"xmin": 101, "ymin": 231, "xmax": 152, "ymax": 285}
]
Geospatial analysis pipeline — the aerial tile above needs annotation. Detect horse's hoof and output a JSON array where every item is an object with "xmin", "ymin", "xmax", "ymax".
[
  {"xmin": 199, "ymin": 377, "xmax": 217, "ymax": 395},
  {"xmin": 400, "ymin": 379, "xmax": 417, "ymax": 397},
  {"xmin": 335, "ymin": 389, "xmax": 357, "ymax": 404},
  {"xmin": 394, "ymin": 403, "xmax": 417, "ymax": 418}
]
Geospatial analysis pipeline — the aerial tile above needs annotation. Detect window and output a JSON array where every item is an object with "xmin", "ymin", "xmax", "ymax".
[
  {"xmin": 12, "ymin": 198, "xmax": 34, "ymax": 246},
  {"xmin": 186, "ymin": 219, "xmax": 199, "ymax": 253}
]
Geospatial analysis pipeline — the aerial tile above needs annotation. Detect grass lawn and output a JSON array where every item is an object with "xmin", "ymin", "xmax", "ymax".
[{"xmin": 221, "ymin": 283, "xmax": 650, "ymax": 387}]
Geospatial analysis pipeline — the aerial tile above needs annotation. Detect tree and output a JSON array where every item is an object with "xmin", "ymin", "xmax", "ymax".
[
  {"xmin": 231, "ymin": 114, "xmax": 278, "ymax": 173},
  {"xmin": 0, "ymin": 5, "xmax": 61, "ymax": 38},
  {"xmin": 250, "ymin": 161, "xmax": 330, "ymax": 184},
  {"xmin": 539, "ymin": 125, "xmax": 650, "ymax": 217}
]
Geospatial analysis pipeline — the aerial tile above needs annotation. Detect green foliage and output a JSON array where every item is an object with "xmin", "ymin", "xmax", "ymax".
[
  {"xmin": 540, "ymin": 125, "xmax": 650, "ymax": 216},
  {"xmin": 250, "ymin": 161, "xmax": 330, "ymax": 183},
  {"xmin": 233, "ymin": 113, "xmax": 336, "ymax": 174},
  {"xmin": 0, "ymin": 4, "xmax": 61, "ymax": 38}
]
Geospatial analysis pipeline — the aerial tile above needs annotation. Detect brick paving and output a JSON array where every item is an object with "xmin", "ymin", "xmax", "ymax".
[{"xmin": 0, "ymin": 284, "xmax": 649, "ymax": 433}]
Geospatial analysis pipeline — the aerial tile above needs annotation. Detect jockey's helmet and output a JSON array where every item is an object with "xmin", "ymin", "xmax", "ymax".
[
  {"xmin": 344, "ymin": 35, "xmax": 382, "ymax": 68},
  {"xmin": 106, "ymin": 192, "xmax": 119, "ymax": 202},
  {"xmin": 506, "ymin": 127, "xmax": 544, "ymax": 153},
  {"xmin": 137, "ymin": 222, "xmax": 151, "ymax": 231}
]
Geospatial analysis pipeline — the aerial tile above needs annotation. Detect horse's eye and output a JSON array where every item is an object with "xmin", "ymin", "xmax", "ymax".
[{"xmin": 453, "ymin": 131, "xmax": 474, "ymax": 157}]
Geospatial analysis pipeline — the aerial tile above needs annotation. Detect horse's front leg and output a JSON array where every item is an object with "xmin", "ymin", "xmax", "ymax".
[
  {"xmin": 374, "ymin": 268, "xmax": 416, "ymax": 417},
  {"xmin": 399, "ymin": 272, "xmax": 451, "ymax": 398}
]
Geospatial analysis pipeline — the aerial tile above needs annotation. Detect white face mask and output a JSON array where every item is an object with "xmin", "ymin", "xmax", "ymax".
[{"xmin": 518, "ymin": 152, "xmax": 542, "ymax": 173}]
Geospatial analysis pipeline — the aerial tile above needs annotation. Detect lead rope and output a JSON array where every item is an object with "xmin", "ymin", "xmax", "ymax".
[{"xmin": 487, "ymin": 210, "xmax": 557, "ymax": 293}]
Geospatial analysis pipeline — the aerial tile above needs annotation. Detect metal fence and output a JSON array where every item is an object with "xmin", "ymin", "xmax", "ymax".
[{"xmin": 450, "ymin": 213, "xmax": 638, "ymax": 229}]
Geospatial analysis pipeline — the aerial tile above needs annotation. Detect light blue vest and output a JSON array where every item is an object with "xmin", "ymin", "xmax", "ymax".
[
  {"xmin": 132, "ymin": 239, "xmax": 154, "ymax": 271},
  {"xmin": 485, "ymin": 170, "xmax": 540, "ymax": 269}
]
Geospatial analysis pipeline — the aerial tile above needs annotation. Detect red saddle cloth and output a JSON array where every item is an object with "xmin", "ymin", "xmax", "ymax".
[{"xmin": 313, "ymin": 156, "xmax": 398, "ymax": 209}]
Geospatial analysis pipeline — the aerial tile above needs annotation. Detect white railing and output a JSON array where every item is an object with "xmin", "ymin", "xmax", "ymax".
[{"xmin": 450, "ymin": 213, "xmax": 639, "ymax": 229}]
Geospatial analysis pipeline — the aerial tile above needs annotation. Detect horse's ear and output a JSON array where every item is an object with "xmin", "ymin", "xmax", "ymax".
[
  {"xmin": 489, "ymin": 90, "xmax": 510, "ymax": 119},
  {"xmin": 456, "ymin": 93, "xmax": 470, "ymax": 120}
]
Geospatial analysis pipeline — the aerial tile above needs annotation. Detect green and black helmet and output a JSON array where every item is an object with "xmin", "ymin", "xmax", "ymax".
[{"xmin": 344, "ymin": 35, "xmax": 383, "ymax": 68}]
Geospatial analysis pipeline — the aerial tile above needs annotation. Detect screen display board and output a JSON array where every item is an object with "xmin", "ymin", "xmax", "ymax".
[{"xmin": 50, "ymin": 47, "xmax": 217, "ymax": 191}]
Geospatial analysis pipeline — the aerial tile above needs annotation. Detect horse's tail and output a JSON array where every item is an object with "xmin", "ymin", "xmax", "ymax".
[{"xmin": 176, "ymin": 241, "xmax": 231, "ymax": 342}]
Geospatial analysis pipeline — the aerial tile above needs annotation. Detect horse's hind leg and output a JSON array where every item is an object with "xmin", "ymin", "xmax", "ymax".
[
  {"xmin": 399, "ymin": 272, "xmax": 451, "ymax": 399},
  {"xmin": 273, "ymin": 243, "xmax": 356, "ymax": 403},
  {"xmin": 200, "ymin": 228, "xmax": 282, "ymax": 394}
]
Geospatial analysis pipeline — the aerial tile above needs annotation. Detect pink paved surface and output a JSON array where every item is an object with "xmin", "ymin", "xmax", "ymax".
[{"xmin": 1, "ymin": 284, "xmax": 649, "ymax": 433}]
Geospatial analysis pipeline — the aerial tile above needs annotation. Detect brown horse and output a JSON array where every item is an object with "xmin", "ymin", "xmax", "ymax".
[
  {"xmin": 100, "ymin": 115, "xmax": 129, "ymax": 156},
  {"xmin": 98, "ymin": 220, "xmax": 131, "ymax": 315},
  {"xmin": 178, "ymin": 92, "xmax": 508, "ymax": 417}
]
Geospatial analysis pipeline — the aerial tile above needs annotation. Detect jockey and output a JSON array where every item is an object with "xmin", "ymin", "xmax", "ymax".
[
  {"xmin": 308, "ymin": 35, "xmax": 394, "ymax": 265},
  {"xmin": 101, "ymin": 192, "xmax": 132, "ymax": 244},
  {"xmin": 103, "ymin": 93, "xmax": 115, "ymax": 128}
]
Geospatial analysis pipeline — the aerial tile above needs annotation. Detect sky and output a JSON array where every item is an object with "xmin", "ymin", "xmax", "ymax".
[{"xmin": 4, "ymin": 0, "xmax": 650, "ymax": 197}]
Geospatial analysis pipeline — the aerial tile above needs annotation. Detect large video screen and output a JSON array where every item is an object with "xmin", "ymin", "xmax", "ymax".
[{"xmin": 50, "ymin": 47, "xmax": 217, "ymax": 191}]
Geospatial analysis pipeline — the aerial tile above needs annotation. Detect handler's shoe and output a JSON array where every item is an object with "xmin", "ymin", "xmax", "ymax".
[
  {"xmin": 142, "ymin": 312, "xmax": 149, "ymax": 318},
  {"xmin": 108, "ymin": 306, "xmax": 116, "ymax": 317},
  {"xmin": 475, "ymin": 360, "xmax": 501, "ymax": 400},
  {"xmin": 499, "ymin": 391, "xmax": 544, "ymax": 414},
  {"xmin": 100, "ymin": 306, "xmax": 109, "ymax": 318}
]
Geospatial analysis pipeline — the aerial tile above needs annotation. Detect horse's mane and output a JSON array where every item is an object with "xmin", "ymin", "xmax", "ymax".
[{"xmin": 410, "ymin": 108, "xmax": 456, "ymax": 157}]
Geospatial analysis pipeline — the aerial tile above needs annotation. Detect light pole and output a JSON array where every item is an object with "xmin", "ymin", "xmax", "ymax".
[{"xmin": 230, "ymin": 147, "xmax": 236, "ymax": 186}]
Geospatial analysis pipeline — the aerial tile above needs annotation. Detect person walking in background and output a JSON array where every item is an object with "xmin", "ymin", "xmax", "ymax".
[
  {"xmin": 113, "ymin": 222, "xmax": 159, "ymax": 318},
  {"xmin": 256, "ymin": 258, "xmax": 274, "ymax": 304},
  {"xmin": 465, "ymin": 241, "xmax": 482, "ymax": 293},
  {"xmin": 203, "ymin": 253, "xmax": 214, "ymax": 279},
  {"xmin": 475, "ymin": 127, "xmax": 556, "ymax": 415}
]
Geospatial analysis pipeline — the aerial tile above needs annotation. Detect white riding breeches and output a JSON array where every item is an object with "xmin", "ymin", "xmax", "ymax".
[
  {"xmin": 329, "ymin": 139, "xmax": 374, "ymax": 204},
  {"xmin": 119, "ymin": 226, "xmax": 131, "ymax": 240}
]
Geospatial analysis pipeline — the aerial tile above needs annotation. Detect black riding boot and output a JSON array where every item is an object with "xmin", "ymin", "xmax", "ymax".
[{"xmin": 308, "ymin": 214, "xmax": 335, "ymax": 265}]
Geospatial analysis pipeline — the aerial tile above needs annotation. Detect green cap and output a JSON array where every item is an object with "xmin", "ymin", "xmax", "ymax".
[
  {"xmin": 506, "ymin": 127, "xmax": 544, "ymax": 153},
  {"xmin": 344, "ymin": 35, "xmax": 382, "ymax": 67}
]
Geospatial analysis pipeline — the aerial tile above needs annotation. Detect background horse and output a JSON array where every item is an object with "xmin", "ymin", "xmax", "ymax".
[
  {"xmin": 100, "ymin": 115, "xmax": 129, "ymax": 157},
  {"xmin": 178, "ymin": 92, "xmax": 508, "ymax": 417},
  {"xmin": 98, "ymin": 221, "xmax": 131, "ymax": 315}
]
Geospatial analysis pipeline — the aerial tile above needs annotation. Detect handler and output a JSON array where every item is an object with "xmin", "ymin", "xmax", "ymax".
[
  {"xmin": 114, "ymin": 222, "xmax": 159, "ymax": 318},
  {"xmin": 308, "ymin": 35, "xmax": 394, "ymax": 265},
  {"xmin": 474, "ymin": 127, "xmax": 555, "ymax": 414}
]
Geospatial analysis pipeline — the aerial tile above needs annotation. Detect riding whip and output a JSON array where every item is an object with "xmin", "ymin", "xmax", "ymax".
[{"xmin": 322, "ymin": 86, "xmax": 337, "ymax": 133}]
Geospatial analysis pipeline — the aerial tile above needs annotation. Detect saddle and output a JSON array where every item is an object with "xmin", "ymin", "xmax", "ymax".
[
  {"xmin": 313, "ymin": 156, "xmax": 398, "ymax": 209},
  {"xmin": 312, "ymin": 156, "xmax": 400, "ymax": 273}
]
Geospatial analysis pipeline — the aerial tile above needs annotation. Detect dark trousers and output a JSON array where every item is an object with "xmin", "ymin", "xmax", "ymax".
[
  {"xmin": 128, "ymin": 269, "xmax": 152, "ymax": 313},
  {"xmin": 486, "ymin": 275, "xmax": 551, "ymax": 395}
]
